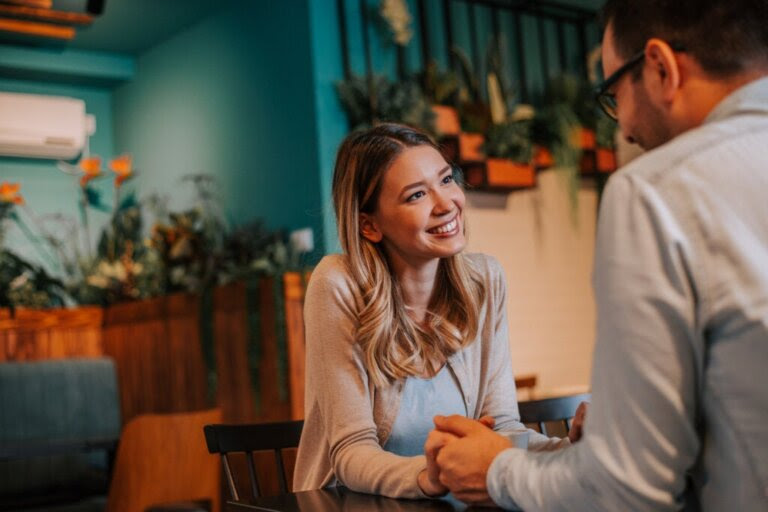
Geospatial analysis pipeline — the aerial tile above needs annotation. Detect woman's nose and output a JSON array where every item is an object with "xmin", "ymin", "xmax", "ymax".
[{"xmin": 432, "ymin": 190, "xmax": 455, "ymax": 215}]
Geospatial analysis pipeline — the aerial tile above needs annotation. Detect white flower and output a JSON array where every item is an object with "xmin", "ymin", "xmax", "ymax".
[
  {"xmin": 511, "ymin": 104, "xmax": 536, "ymax": 122},
  {"xmin": 380, "ymin": 0, "xmax": 412, "ymax": 46}
]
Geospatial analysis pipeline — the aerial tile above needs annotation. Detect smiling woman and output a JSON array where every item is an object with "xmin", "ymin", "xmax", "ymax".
[{"xmin": 293, "ymin": 124, "xmax": 572, "ymax": 500}]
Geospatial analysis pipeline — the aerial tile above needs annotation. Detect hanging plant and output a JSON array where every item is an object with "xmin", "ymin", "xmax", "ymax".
[
  {"xmin": 484, "ymin": 119, "xmax": 534, "ymax": 162},
  {"xmin": 336, "ymin": 74, "xmax": 436, "ymax": 135}
]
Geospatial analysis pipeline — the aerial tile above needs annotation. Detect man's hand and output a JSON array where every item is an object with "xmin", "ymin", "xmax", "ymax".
[
  {"xmin": 568, "ymin": 401, "xmax": 589, "ymax": 443},
  {"xmin": 420, "ymin": 416, "xmax": 496, "ymax": 497},
  {"xmin": 433, "ymin": 415, "xmax": 512, "ymax": 505}
]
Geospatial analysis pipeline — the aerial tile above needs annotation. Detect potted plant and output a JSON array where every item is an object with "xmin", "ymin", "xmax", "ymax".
[
  {"xmin": 482, "ymin": 119, "xmax": 536, "ymax": 189},
  {"xmin": 335, "ymin": 74, "xmax": 436, "ymax": 135}
]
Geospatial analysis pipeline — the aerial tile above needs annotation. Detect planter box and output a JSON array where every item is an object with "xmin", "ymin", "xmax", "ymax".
[
  {"xmin": 431, "ymin": 105, "xmax": 461, "ymax": 136},
  {"xmin": 486, "ymin": 158, "xmax": 536, "ymax": 188},
  {"xmin": 0, "ymin": 273, "xmax": 310, "ymax": 425}
]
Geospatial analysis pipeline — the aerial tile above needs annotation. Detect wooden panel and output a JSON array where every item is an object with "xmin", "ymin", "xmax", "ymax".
[
  {"xmin": 283, "ymin": 272, "xmax": 309, "ymax": 420},
  {"xmin": 213, "ymin": 281, "xmax": 256, "ymax": 423},
  {"xmin": 106, "ymin": 408, "xmax": 222, "ymax": 512},
  {"xmin": 0, "ymin": 307, "xmax": 103, "ymax": 362},
  {"xmin": 0, "ymin": 4, "xmax": 93, "ymax": 24},
  {"xmin": 0, "ymin": 17, "xmax": 75, "ymax": 39},
  {"xmin": 102, "ymin": 293, "xmax": 208, "ymax": 424},
  {"xmin": 254, "ymin": 277, "xmax": 290, "ymax": 423}
]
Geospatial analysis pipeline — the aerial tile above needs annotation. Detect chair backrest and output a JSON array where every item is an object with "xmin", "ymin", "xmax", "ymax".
[
  {"xmin": 203, "ymin": 420, "xmax": 304, "ymax": 500},
  {"xmin": 518, "ymin": 393, "xmax": 590, "ymax": 436}
]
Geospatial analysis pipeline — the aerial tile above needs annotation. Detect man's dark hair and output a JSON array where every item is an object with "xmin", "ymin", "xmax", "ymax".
[{"xmin": 600, "ymin": 0, "xmax": 768, "ymax": 77}]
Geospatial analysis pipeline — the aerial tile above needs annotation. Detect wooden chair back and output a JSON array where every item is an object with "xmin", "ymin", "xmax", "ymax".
[
  {"xmin": 203, "ymin": 420, "xmax": 304, "ymax": 500},
  {"xmin": 106, "ymin": 408, "xmax": 222, "ymax": 512},
  {"xmin": 518, "ymin": 393, "xmax": 590, "ymax": 436}
]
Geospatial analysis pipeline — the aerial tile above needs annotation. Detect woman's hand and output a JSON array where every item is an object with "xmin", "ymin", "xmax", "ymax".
[
  {"xmin": 421, "ymin": 430, "xmax": 457, "ymax": 496},
  {"xmin": 568, "ymin": 401, "xmax": 589, "ymax": 443}
]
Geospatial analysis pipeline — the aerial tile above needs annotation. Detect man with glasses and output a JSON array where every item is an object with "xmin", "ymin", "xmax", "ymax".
[{"xmin": 429, "ymin": 0, "xmax": 768, "ymax": 510}]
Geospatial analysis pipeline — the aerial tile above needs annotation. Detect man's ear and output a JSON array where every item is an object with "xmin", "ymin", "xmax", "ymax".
[
  {"xmin": 645, "ymin": 38, "xmax": 681, "ymax": 103},
  {"xmin": 359, "ymin": 213, "xmax": 383, "ymax": 243}
]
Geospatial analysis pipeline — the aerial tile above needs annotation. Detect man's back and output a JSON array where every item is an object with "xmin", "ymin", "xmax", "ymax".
[
  {"xmin": 485, "ymin": 77, "xmax": 768, "ymax": 512},
  {"xmin": 613, "ymin": 77, "xmax": 768, "ymax": 509}
]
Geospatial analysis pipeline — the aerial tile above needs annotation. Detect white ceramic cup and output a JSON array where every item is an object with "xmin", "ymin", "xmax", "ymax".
[{"xmin": 498, "ymin": 430, "xmax": 529, "ymax": 450}]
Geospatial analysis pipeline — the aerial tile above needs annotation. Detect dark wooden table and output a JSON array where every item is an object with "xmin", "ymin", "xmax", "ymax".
[{"xmin": 226, "ymin": 487, "xmax": 501, "ymax": 511}]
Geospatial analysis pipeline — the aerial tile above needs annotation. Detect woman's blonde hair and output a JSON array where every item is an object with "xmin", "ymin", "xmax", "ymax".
[{"xmin": 332, "ymin": 123, "xmax": 486, "ymax": 387}]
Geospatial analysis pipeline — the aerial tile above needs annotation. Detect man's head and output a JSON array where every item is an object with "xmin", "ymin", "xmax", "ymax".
[{"xmin": 599, "ymin": 0, "xmax": 768, "ymax": 150}]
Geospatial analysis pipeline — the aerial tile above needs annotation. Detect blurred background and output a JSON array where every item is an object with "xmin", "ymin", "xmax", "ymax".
[{"xmin": 0, "ymin": 0, "xmax": 631, "ymax": 509}]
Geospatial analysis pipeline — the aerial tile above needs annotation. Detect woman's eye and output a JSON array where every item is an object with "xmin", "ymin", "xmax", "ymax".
[
  {"xmin": 406, "ymin": 191, "xmax": 425, "ymax": 202},
  {"xmin": 442, "ymin": 174, "xmax": 454, "ymax": 184}
]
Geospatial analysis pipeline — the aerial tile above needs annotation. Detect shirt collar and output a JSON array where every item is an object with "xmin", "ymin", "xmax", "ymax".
[{"xmin": 705, "ymin": 75, "xmax": 768, "ymax": 124}]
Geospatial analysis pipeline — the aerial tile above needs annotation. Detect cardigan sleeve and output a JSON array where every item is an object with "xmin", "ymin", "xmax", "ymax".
[{"xmin": 303, "ymin": 262, "xmax": 429, "ymax": 499}]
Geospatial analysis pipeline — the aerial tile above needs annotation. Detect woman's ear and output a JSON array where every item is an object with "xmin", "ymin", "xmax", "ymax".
[{"xmin": 359, "ymin": 213, "xmax": 383, "ymax": 243}]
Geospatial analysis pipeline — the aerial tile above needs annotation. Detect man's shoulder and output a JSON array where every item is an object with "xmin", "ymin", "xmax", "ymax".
[{"xmin": 616, "ymin": 113, "xmax": 768, "ymax": 188}]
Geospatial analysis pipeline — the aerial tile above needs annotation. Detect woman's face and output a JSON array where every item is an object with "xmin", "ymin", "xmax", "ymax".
[{"xmin": 360, "ymin": 145, "xmax": 466, "ymax": 268}]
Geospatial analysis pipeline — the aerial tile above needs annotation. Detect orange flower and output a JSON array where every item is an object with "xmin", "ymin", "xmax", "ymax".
[
  {"xmin": 0, "ymin": 182, "xmax": 24, "ymax": 205},
  {"xmin": 79, "ymin": 156, "xmax": 102, "ymax": 187},
  {"xmin": 109, "ymin": 154, "xmax": 133, "ymax": 187}
]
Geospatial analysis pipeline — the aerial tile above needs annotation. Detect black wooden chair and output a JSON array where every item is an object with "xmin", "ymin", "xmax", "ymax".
[
  {"xmin": 518, "ymin": 393, "xmax": 591, "ymax": 436},
  {"xmin": 203, "ymin": 420, "xmax": 304, "ymax": 501}
]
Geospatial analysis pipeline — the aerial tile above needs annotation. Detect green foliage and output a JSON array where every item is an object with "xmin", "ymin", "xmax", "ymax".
[
  {"xmin": 335, "ymin": 74, "xmax": 436, "ymax": 134},
  {"xmin": 452, "ymin": 47, "xmax": 492, "ymax": 133},
  {"xmin": 596, "ymin": 115, "xmax": 618, "ymax": 148},
  {"xmin": 419, "ymin": 60, "xmax": 460, "ymax": 106},
  {"xmin": 485, "ymin": 120, "xmax": 534, "ymax": 162},
  {"xmin": 0, "ymin": 175, "xmax": 299, "ymax": 310},
  {"xmin": 0, "ymin": 249, "xmax": 67, "ymax": 311}
]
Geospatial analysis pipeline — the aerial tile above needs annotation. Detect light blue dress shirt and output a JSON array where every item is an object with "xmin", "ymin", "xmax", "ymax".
[{"xmin": 488, "ymin": 77, "xmax": 768, "ymax": 511}]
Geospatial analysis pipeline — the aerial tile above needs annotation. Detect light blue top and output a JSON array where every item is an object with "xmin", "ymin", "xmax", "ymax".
[
  {"xmin": 383, "ymin": 364, "xmax": 467, "ymax": 457},
  {"xmin": 488, "ymin": 77, "xmax": 768, "ymax": 511}
]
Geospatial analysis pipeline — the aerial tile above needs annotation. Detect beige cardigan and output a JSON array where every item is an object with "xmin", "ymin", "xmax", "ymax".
[{"xmin": 293, "ymin": 253, "xmax": 566, "ymax": 498}]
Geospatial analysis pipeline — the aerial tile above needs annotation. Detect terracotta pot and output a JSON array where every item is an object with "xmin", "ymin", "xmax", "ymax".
[
  {"xmin": 459, "ymin": 132, "xmax": 485, "ymax": 161},
  {"xmin": 596, "ymin": 147, "xmax": 617, "ymax": 172},
  {"xmin": 431, "ymin": 105, "xmax": 461, "ymax": 136},
  {"xmin": 533, "ymin": 146, "xmax": 554, "ymax": 169},
  {"xmin": 571, "ymin": 128, "xmax": 597, "ymax": 150},
  {"xmin": 486, "ymin": 158, "xmax": 535, "ymax": 188}
]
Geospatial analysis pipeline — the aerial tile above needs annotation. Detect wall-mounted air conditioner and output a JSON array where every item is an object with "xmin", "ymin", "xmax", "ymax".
[{"xmin": 0, "ymin": 91, "xmax": 95, "ymax": 160}]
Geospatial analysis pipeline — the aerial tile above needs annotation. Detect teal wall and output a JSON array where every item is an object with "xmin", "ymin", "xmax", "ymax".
[
  {"xmin": 1, "ymin": 0, "xmax": 602, "ymax": 270},
  {"xmin": 112, "ymin": 0, "xmax": 326, "ymax": 251},
  {"xmin": 0, "ymin": 78, "xmax": 117, "ymax": 267},
  {"xmin": 304, "ymin": 0, "xmax": 602, "ymax": 253}
]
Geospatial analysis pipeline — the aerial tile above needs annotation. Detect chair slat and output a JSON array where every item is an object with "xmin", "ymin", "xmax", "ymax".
[
  {"xmin": 246, "ymin": 450, "xmax": 261, "ymax": 499},
  {"xmin": 221, "ymin": 453, "xmax": 239, "ymax": 501},
  {"xmin": 275, "ymin": 449, "xmax": 288, "ymax": 494},
  {"xmin": 519, "ymin": 393, "xmax": 591, "ymax": 437}
]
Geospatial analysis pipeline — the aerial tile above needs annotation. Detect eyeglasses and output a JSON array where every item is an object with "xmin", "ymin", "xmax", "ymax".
[
  {"xmin": 595, "ymin": 43, "xmax": 686, "ymax": 120},
  {"xmin": 594, "ymin": 50, "xmax": 645, "ymax": 121}
]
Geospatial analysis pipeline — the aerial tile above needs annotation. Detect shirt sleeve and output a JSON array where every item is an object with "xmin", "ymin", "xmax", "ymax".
[
  {"xmin": 487, "ymin": 173, "xmax": 702, "ymax": 511},
  {"xmin": 303, "ymin": 270, "xmax": 428, "ymax": 499}
]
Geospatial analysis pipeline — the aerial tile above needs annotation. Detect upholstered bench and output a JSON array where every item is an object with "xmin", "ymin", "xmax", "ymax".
[{"xmin": 0, "ymin": 358, "xmax": 121, "ymax": 511}]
